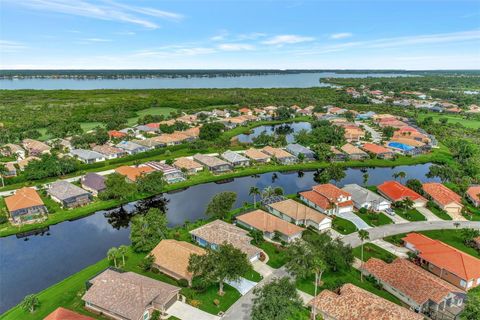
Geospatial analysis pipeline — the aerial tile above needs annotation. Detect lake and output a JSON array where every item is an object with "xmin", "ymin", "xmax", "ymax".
[
  {"xmin": 235, "ymin": 121, "xmax": 312, "ymax": 144},
  {"xmin": 0, "ymin": 163, "xmax": 439, "ymax": 313},
  {"xmin": 0, "ymin": 72, "xmax": 409, "ymax": 90}
]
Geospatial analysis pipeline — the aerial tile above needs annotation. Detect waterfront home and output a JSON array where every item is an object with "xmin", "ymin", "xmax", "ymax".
[
  {"xmin": 363, "ymin": 258, "xmax": 465, "ymax": 316},
  {"xmin": 69, "ymin": 149, "xmax": 106, "ymax": 164},
  {"xmin": 82, "ymin": 268, "xmax": 181, "ymax": 320},
  {"xmin": 173, "ymin": 157, "xmax": 204, "ymax": 174},
  {"xmin": 107, "ymin": 130, "xmax": 127, "ymax": 139},
  {"xmin": 299, "ymin": 183, "xmax": 354, "ymax": 215},
  {"xmin": 115, "ymin": 165, "xmax": 155, "ymax": 182},
  {"xmin": 377, "ymin": 181, "xmax": 427, "ymax": 208},
  {"xmin": 45, "ymin": 307, "xmax": 94, "ymax": 320},
  {"xmin": 266, "ymin": 198, "xmax": 331, "ymax": 231},
  {"xmin": 1, "ymin": 143, "xmax": 26, "ymax": 159},
  {"xmin": 151, "ymin": 239, "xmax": 206, "ymax": 286},
  {"xmin": 330, "ymin": 146, "xmax": 347, "ymax": 161},
  {"xmin": 341, "ymin": 184, "xmax": 391, "ymax": 212},
  {"xmin": 244, "ymin": 148, "xmax": 271, "ymax": 163},
  {"xmin": 466, "ymin": 185, "xmax": 480, "ymax": 207},
  {"xmin": 393, "ymin": 127, "xmax": 431, "ymax": 144},
  {"xmin": 189, "ymin": 220, "xmax": 262, "ymax": 261},
  {"xmin": 261, "ymin": 146, "xmax": 296, "ymax": 165},
  {"xmin": 116, "ymin": 140, "xmax": 150, "ymax": 155},
  {"xmin": 285, "ymin": 143, "xmax": 316, "ymax": 161},
  {"xmin": 340, "ymin": 143, "xmax": 369, "ymax": 160},
  {"xmin": 22, "ymin": 138, "xmax": 51, "ymax": 156},
  {"xmin": 221, "ymin": 150, "xmax": 250, "ymax": 167},
  {"xmin": 81, "ymin": 172, "xmax": 106, "ymax": 196},
  {"xmin": 361, "ymin": 143, "xmax": 395, "ymax": 159},
  {"xmin": 308, "ymin": 283, "xmax": 423, "ymax": 320},
  {"xmin": 145, "ymin": 161, "xmax": 186, "ymax": 184},
  {"xmin": 236, "ymin": 209, "xmax": 305, "ymax": 243},
  {"xmin": 193, "ymin": 154, "xmax": 232, "ymax": 173},
  {"xmin": 422, "ymin": 183, "xmax": 463, "ymax": 217},
  {"xmin": 47, "ymin": 181, "xmax": 91, "ymax": 208},
  {"xmin": 4, "ymin": 187, "xmax": 48, "ymax": 224},
  {"xmin": 92, "ymin": 144, "xmax": 127, "ymax": 159},
  {"xmin": 402, "ymin": 233, "xmax": 480, "ymax": 291}
]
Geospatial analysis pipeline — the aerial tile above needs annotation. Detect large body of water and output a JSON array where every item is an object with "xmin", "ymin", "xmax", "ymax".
[
  {"xmin": 0, "ymin": 72, "xmax": 409, "ymax": 90},
  {"xmin": 235, "ymin": 122, "xmax": 312, "ymax": 144},
  {"xmin": 0, "ymin": 164, "xmax": 439, "ymax": 312}
]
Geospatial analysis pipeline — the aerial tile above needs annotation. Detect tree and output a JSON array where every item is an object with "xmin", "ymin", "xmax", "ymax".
[
  {"xmin": 392, "ymin": 171, "xmax": 407, "ymax": 183},
  {"xmin": 205, "ymin": 192, "xmax": 237, "ymax": 219},
  {"xmin": 100, "ymin": 173, "xmax": 137, "ymax": 201},
  {"xmin": 461, "ymin": 290, "xmax": 480, "ymax": 320},
  {"xmin": 118, "ymin": 245, "xmax": 128, "ymax": 266},
  {"xmin": 249, "ymin": 186, "xmax": 260, "ymax": 208},
  {"xmin": 312, "ymin": 143, "xmax": 332, "ymax": 162},
  {"xmin": 20, "ymin": 294, "xmax": 40, "ymax": 313},
  {"xmin": 461, "ymin": 228, "xmax": 480, "ymax": 245},
  {"xmin": 199, "ymin": 122, "xmax": 225, "ymax": 141},
  {"xmin": 362, "ymin": 173, "xmax": 369, "ymax": 186},
  {"xmin": 398, "ymin": 197, "xmax": 414, "ymax": 214},
  {"xmin": 262, "ymin": 186, "xmax": 275, "ymax": 199},
  {"xmin": 274, "ymin": 186, "xmax": 284, "ymax": 196},
  {"xmin": 406, "ymin": 179, "xmax": 423, "ymax": 194},
  {"xmin": 137, "ymin": 171, "xmax": 164, "ymax": 194},
  {"xmin": 328, "ymin": 164, "xmax": 346, "ymax": 185},
  {"xmin": 274, "ymin": 106, "xmax": 293, "ymax": 120},
  {"xmin": 130, "ymin": 208, "xmax": 168, "ymax": 252},
  {"xmin": 358, "ymin": 229, "xmax": 370, "ymax": 282},
  {"xmin": 107, "ymin": 247, "xmax": 119, "ymax": 268},
  {"xmin": 251, "ymin": 277, "xmax": 304, "ymax": 320},
  {"xmin": 188, "ymin": 243, "xmax": 250, "ymax": 295},
  {"xmin": 297, "ymin": 152, "xmax": 306, "ymax": 163},
  {"xmin": 0, "ymin": 164, "xmax": 6, "ymax": 188}
]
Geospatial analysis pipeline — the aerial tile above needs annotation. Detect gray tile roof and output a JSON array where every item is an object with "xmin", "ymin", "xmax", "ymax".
[
  {"xmin": 193, "ymin": 154, "xmax": 230, "ymax": 168},
  {"xmin": 116, "ymin": 141, "xmax": 148, "ymax": 152},
  {"xmin": 342, "ymin": 184, "xmax": 390, "ymax": 206},
  {"xmin": 286, "ymin": 143, "xmax": 316, "ymax": 157},
  {"xmin": 221, "ymin": 150, "xmax": 250, "ymax": 164},
  {"xmin": 48, "ymin": 181, "xmax": 89, "ymax": 201},
  {"xmin": 70, "ymin": 149, "xmax": 105, "ymax": 161},
  {"xmin": 81, "ymin": 173, "xmax": 106, "ymax": 192}
]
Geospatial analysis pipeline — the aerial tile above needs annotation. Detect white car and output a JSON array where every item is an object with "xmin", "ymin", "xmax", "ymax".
[{"xmin": 385, "ymin": 208, "xmax": 396, "ymax": 216}]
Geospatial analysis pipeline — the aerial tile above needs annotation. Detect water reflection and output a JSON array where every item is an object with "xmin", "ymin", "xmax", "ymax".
[{"xmin": 235, "ymin": 122, "xmax": 312, "ymax": 144}]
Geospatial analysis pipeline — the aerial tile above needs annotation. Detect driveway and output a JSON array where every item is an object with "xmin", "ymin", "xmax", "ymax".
[
  {"xmin": 386, "ymin": 212, "xmax": 409, "ymax": 224},
  {"xmin": 252, "ymin": 260, "xmax": 274, "ymax": 277},
  {"xmin": 336, "ymin": 211, "xmax": 371, "ymax": 230},
  {"xmin": 371, "ymin": 239, "xmax": 409, "ymax": 258},
  {"xmin": 166, "ymin": 301, "xmax": 220, "ymax": 320},
  {"xmin": 226, "ymin": 277, "xmax": 258, "ymax": 295},
  {"xmin": 356, "ymin": 121, "xmax": 382, "ymax": 142},
  {"xmin": 416, "ymin": 207, "xmax": 442, "ymax": 221}
]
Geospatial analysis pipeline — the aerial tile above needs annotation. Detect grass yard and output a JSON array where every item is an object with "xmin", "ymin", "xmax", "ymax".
[
  {"xmin": 354, "ymin": 211, "xmax": 393, "ymax": 227},
  {"xmin": 426, "ymin": 202, "xmax": 453, "ymax": 220},
  {"xmin": 393, "ymin": 208, "xmax": 426, "ymax": 222},
  {"xmin": 257, "ymin": 241, "xmax": 288, "ymax": 268},
  {"xmin": 126, "ymin": 107, "xmax": 176, "ymax": 126},
  {"xmin": 353, "ymin": 243, "xmax": 396, "ymax": 263},
  {"xmin": 416, "ymin": 113, "xmax": 480, "ymax": 129},
  {"xmin": 464, "ymin": 203, "xmax": 480, "ymax": 221},
  {"xmin": 332, "ymin": 216, "xmax": 358, "ymax": 234}
]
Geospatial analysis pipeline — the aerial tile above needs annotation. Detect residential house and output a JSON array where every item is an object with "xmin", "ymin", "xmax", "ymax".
[
  {"xmin": 2, "ymin": 143, "xmax": 26, "ymax": 159},
  {"xmin": 211, "ymin": 109, "xmax": 230, "ymax": 118},
  {"xmin": 181, "ymin": 127, "xmax": 200, "ymax": 141},
  {"xmin": 363, "ymin": 258, "xmax": 465, "ymax": 316},
  {"xmin": 132, "ymin": 138, "xmax": 164, "ymax": 149},
  {"xmin": 151, "ymin": 239, "xmax": 206, "ymax": 286},
  {"xmin": 356, "ymin": 111, "xmax": 376, "ymax": 120},
  {"xmin": 422, "ymin": 183, "xmax": 463, "ymax": 217},
  {"xmin": 193, "ymin": 154, "xmax": 232, "ymax": 174},
  {"xmin": 308, "ymin": 283, "xmax": 423, "ymax": 320},
  {"xmin": 81, "ymin": 173, "xmax": 106, "ymax": 196},
  {"xmin": 189, "ymin": 219, "xmax": 262, "ymax": 261},
  {"xmin": 239, "ymin": 107, "xmax": 252, "ymax": 115},
  {"xmin": 299, "ymin": 183, "xmax": 354, "ymax": 215},
  {"xmin": 342, "ymin": 184, "xmax": 391, "ymax": 212},
  {"xmin": 22, "ymin": 139, "xmax": 51, "ymax": 156},
  {"xmin": 340, "ymin": 143, "xmax": 369, "ymax": 160},
  {"xmin": 2, "ymin": 162, "xmax": 16, "ymax": 177},
  {"xmin": 47, "ymin": 181, "xmax": 91, "ymax": 208},
  {"xmin": 70, "ymin": 149, "xmax": 106, "ymax": 164},
  {"xmin": 135, "ymin": 124, "xmax": 159, "ymax": 133},
  {"xmin": 266, "ymin": 199, "xmax": 332, "ymax": 231},
  {"xmin": 44, "ymin": 307, "xmax": 94, "ymax": 320},
  {"xmin": 221, "ymin": 150, "xmax": 250, "ymax": 167},
  {"xmin": 377, "ymin": 181, "xmax": 427, "ymax": 207},
  {"xmin": 4, "ymin": 187, "xmax": 48, "ymax": 224},
  {"xmin": 236, "ymin": 209, "xmax": 305, "ymax": 243},
  {"xmin": 116, "ymin": 140, "xmax": 150, "ymax": 155},
  {"xmin": 173, "ymin": 157, "xmax": 203, "ymax": 175},
  {"xmin": 343, "ymin": 126, "xmax": 365, "ymax": 142},
  {"xmin": 466, "ymin": 185, "xmax": 480, "ymax": 207},
  {"xmin": 92, "ymin": 145, "xmax": 127, "ymax": 159},
  {"xmin": 393, "ymin": 127, "xmax": 431, "ymax": 144},
  {"xmin": 402, "ymin": 233, "xmax": 480, "ymax": 291},
  {"xmin": 115, "ymin": 165, "xmax": 155, "ymax": 182},
  {"xmin": 327, "ymin": 106, "xmax": 347, "ymax": 115},
  {"xmin": 285, "ymin": 143, "xmax": 316, "ymax": 161},
  {"xmin": 261, "ymin": 146, "xmax": 296, "ymax": 165},
  {"xmin": 82, "ymin": 268, "xmax": 181, "ymax": 320},
  {"xmin": 107, "ymin": 130, "xmax": 127, "ymax": 139},
  {"xmin": 145, "ymin": 161, "xmax": 186, "ymax": 184},
  {"xmin": 330, "ymin": 146, "xmax": 347, "ymax": 161},
  {"xmin": 361, "ymin": 143, "xmax": 395, "ymax": 159},
  {"xmin": 176, "ymin": 114, "xmax": 197, "ymax": 125},
  {"xmin": 17, "ymin": 156, "xmax": 39, "ymax": 171},
  {"xmin": 244, "ymin": 148, "xmax": 271, "ymax": 163}
]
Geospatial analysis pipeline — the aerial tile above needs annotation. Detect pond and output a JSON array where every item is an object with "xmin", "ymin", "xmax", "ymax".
[
  {"xmin": 234, "ymin": 122, "xmax": 312, "ymax": 144},
  {"xmin": 0, "ymin": 163, "xmax": 439, "ymax": 313}
]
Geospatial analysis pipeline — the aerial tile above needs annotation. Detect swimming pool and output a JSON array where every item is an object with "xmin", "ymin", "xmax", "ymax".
[{"xmin": 388, "ymin": 142, "xmax": 415, "ymax": 151}]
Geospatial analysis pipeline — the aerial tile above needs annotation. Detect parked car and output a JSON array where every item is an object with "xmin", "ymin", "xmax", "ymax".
[{"xmin": 385, "ymin": 208, "xmax": 396, "ymax": 216}]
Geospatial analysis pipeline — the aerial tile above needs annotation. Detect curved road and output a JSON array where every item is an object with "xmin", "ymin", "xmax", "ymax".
[{"xmin": 341, "ymin": 220, "xmax": 480, "ymax": 247}]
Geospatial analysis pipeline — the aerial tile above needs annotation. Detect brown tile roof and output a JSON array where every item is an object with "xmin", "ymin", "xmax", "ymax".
[
  {"xmin": 300, "ymin": 190, "xmax": 331, "ymax": 210},
  {"xmin": 422, "ymin": 183, "xmax": 462, "ymax": 206},
  {"xmin": 173, "ymin": 157, "xmax": 203, "ymax": 170},
  {"xmin": 82, "ymin": 269, "xmax": 180, "ymax": 320},
  {"xmin": 236, "ymin": 209, "xmax": 305, "ymax": 237},
  {"xmin": 92, "ymin": 144, "xmax": 125, "ymax": 156},
  {"xmin": 312, "ymin": 183, "xmax": 351, "ymax": 201},
  {"xmin": 17, "ymin": 156, "xmax": 39, "ymax": 170},
  {"xmin": 151, "ymin": 240, "xmax": 205, "ymax": 281},
  {"xmin": 341, "ymin": 143, "xmax": 368, "ymax": 156},
  {"xmin": 115, "ymin": 165, "xmax": 154, "ymax": 182},
  {"xmin": 402, "ymin": 233, "xmax": 480, "ymax": 280},
  {"xmin": 363, "ymin": 258, "xmax": 462, "ymax": 305},
  {"xmin": 309, "ymin": 283, "xmax": 423, "ymax": 320},
  {"xmin": 261, "ymin": 146, "xmax": 294, "ymax": 159},
  {"xmin": 189, "ymin": 220, "xmax": 261, "ymax": 259},
  {"xmin": 268, "ymin": 199, "xmax": 330, "ymax": 224},
  {"xmin": 193, "ymin": 154, "xmax": 230, "ymax": 167},
  {"xmin": 244, "ymin": 148, "xmax": 270, "ymax": 161},
  {"xmin": 44, "ymin": 307, "xmax": 94, "ymax": 320},
  {"xmin": 5, "ymin": 187, "xmax": 45, "ymax": 213},
  {"xmin": 466, "ymin": 185, "xmax": 480, "ymax": 204}
]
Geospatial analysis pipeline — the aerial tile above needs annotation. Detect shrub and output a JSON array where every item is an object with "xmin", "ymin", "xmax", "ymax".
[
  {"xmin": 189, "ymin": 299, "xmax": 201, "ymax": 308},
  {"xmin": 177, "ymin": 279, "xmax": 189, "ymax": 287},
  {"xmin": 138, "ymin": 254, "xmax": 154, "ymax": 271},
  {"xmin": 213, "ymin": 299, "xmax": 220, "ymax": 307}
]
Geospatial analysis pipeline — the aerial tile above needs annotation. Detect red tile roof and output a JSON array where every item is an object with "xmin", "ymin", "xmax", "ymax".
[
  {"xmin": 362, "ymin": 143, "xmax": 393, "ymax": 155},
  {"xmin": 402, "ymin": 233, "xmax": 480, "ymax": 280},
  {"xmin": 312, "ymin": 184, "xmax": 350, "ymax": 201},
  {"xmin": 146, "ymin": 123, "xmax": 160, "ymax": 129},
  {"xmin": 108, "ymin": 130, "xmax": 127, "ymax": 138},
  {"xmin": 44, "ymin": 307, "xmax": 94, "ymax": 320},
  {"xmin": 236, "ymin": 209, "xmax": 305, "ymax": 237},
  {"xmin": 466, "ymin": 186, "xmax": 480, "ymax": 204},
  {"xmin": 422, "ymin": 183, "xmax": 462, "ymax": 206},
  {"xmin": 300, "ymin": 190, "xmax": 331, "ymax": 210},
  {"xmin": 377, "ymin": 181, "xmax": 426, "ymax": 203},
  {"xmin": 115, "ymin": 165, "xmax": 155, "ymax": 182},
  {"xmin": 5, "ymin": 187, "xmax": 45, "ymax": 213}
]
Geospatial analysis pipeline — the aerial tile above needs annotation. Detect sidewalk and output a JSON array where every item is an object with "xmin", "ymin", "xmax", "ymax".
[{"xmin": 371, "ymin": 239, "xmax": 409, "ymax": 258}]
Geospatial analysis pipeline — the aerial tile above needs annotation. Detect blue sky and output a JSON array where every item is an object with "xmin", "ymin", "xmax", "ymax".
[{"xmin": 0, "ymin": 0, "xmax": 479, "ymax": 69}]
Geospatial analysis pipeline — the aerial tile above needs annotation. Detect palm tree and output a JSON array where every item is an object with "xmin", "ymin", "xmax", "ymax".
[
  {"xmin": 0, "ymin": 164, "xmax": 6, "ymax": 188},
  {"xmin": 392, "ymin": 171, "xmax": 407, "ymax": 184},
  {"xmin": 107, "ymin": 247, "xmax": 119, "ymax": 268},
  {"xmin": 249, "ymin": 186, "xmax": 260, "ymax": 208},
  {"xmin": 262, "ymin": 186, "xmax": 275, "ymax": 199},
  {"xmin": 358, "ymin": 229, "xmax": 370, "ymax": 282},
  {"xmin": 312, "ymin": 257, "xmax": 326, "ymax": 320},
  {"xmin": 362, "ymin": 173, "xmax": 369, "ymax": 186},
  {"xmin": 118, "ymin": 245, "xmax": 128, "ymax": 266}
]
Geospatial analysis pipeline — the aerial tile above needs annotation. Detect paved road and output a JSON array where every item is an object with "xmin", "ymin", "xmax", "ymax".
[
  {"xmin": 342, "ymin": 220, "xmax": 480, "ymax": 247},
  {"xmin": 356, "ymin": 121, "xmax": 382, "ymax": 143}
]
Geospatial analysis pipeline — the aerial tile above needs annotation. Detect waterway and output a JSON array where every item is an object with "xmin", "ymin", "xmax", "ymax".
[{"xmin": 235, "ymin": 122, "xmax": 312, "ymax": 144}]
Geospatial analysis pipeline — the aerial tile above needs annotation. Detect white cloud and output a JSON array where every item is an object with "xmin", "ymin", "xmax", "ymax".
[
  {"xmin": 218, "ymin": 43, "xmax": 255, "ymax": 51},
  {"xmin": 262, "ymin": 34, "xmax": 314, "ymax": 45},
  {"xmin": 330, "ymin": 32, "xmax": 352, "ymax": 39},
  {"xmin": 210, "ymin": 30, "xmax": 229, "ymax": 41},
  {"xmin": 83, "ymin": 38, "xmax": 112, "ymax": 42},
  {"xmin": 0, "ymin": 40, "xmax": 27, "ymax": 53}
]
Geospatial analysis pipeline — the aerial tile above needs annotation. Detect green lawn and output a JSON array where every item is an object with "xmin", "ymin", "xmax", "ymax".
[
  {"xmin": 126, "ymin": 107, "xmax": 176, "ymax": 126},
  {"xmin": 416, "ymin": 113, "xmax": 480, "ymax": 129},
  {"xmin": 257, "ymin": 241, "xmax": 288, "ymax": 268},
  {"xmin": 426, "ymin": 202, "xmax": 453, "ymax": 220},
  {"xmin": 354, "ymin": 211, "xmax": 393, "ymax": 227},
  {"xmin": 393, "ymin": 208, "xmax": 426, "ymax": 221},
  {"xmin": 464, "ymin": 203, "xmax": 480, "ymax": 221},
  {"xmin": 332, "ymin": 216, "xmax": 357, "ymax": 234},
  {"xmin": 353, "ymin": 243, "xmax": 396, "ymax": 263}
]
